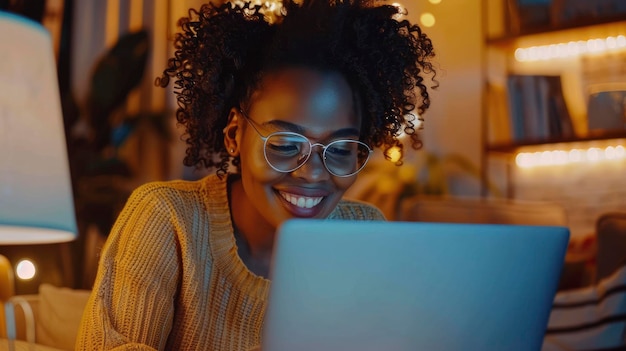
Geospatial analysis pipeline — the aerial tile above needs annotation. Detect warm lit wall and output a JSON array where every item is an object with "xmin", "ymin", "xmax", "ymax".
[
  {"xmin": 400, "ymin": 0, "xmax": 484, "ymax": 197},
  {"xmin": 511, "ymin": 142, "xmax": 626, "ymax": 239}
]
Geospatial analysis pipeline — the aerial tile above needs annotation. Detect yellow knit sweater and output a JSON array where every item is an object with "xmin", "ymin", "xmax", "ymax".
[{"xmin": 76, "ymin": 174, "xmax": 384, "ymax": 351}]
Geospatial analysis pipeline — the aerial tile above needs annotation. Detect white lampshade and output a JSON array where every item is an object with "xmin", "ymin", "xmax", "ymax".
[{"xmin": 0, "ymin": 11, "xmax": 77, "ymax": 245}]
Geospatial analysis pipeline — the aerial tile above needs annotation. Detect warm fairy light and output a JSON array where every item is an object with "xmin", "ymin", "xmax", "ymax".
[
  {"xmin": 16, "ymin": 259, "xmax": 36, "ymax": 280},
  {"xmin": 516, "ymin": 144, "xmax": 626, "ymax": 168},
  {"xmin": 429, "ymin": 0, "xmax": 442, "ymax": 4},
  {"xmin": 385, "ymin": 146, "xmax": 403, "ymax": 163},
  {"xmin": 391, "ymin": 2, "xmax": 406, "ymax": 19},
  {"xmin": 232, "ymin": 0, "xmax": 284, "ymax": 22},
  {"xmin": 515, "ymin": 35, "xmax": 626, "ymax": 62},
  {"xmin": 420, "ymin": 13, "xmax": 436, "ymax": 27}
]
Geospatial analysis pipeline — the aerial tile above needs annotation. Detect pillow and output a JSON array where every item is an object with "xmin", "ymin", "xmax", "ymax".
[
  {"xmin": 542, "ymin": 264, "xmax": 626, "ymax": 351},
  {"xmin": 37, "ymin": 284, "xmax": 91, "ymax": 351}
]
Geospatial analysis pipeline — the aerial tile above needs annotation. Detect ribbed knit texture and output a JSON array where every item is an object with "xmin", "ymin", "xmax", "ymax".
[{"xmin": 75, "ymin": 174, "xmax": 384, "ymax": 350}]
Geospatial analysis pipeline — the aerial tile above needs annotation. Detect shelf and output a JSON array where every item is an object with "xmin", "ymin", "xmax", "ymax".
[
  {"xmin": 486, "ymin": 130, "xmax": 626, "ymax": 153},
  {"xmin": 486, "ymin": 15, "xmax": 626, "ymax": 45}
]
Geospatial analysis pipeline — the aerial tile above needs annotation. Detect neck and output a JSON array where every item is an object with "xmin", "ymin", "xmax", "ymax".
[{"xmin": 229, "ymin": 176, "xmax": 276, "ymax": 257}]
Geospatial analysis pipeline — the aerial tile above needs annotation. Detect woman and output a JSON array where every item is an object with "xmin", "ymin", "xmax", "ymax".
[{"xmin": 76, "ymin": 0, "xmax": 436, "ymax": 350}]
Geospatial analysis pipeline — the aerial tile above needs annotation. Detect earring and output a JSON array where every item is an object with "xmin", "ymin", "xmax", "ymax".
[{"xmin": 230, "ymin": 148, "xmax": 234, "ymax": 153}]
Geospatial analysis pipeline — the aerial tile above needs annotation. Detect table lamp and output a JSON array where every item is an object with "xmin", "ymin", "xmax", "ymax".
[{"xmin": 0, "ymin": 10, "xmax": 78, "ymax": 343}]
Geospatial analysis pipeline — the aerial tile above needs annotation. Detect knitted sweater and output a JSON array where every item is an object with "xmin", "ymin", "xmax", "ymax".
[{"xmin": 76, "ymin": 174, "xmax": 384, "ymax": 351}]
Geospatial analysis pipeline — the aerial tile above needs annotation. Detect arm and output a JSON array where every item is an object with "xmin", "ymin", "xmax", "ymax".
[{"xmin": 76, "ymin": 184, "xmax": 181, "ymax": 350}]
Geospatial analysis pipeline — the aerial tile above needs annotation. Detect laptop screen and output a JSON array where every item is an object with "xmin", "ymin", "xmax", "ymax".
[{"xmin": 262, "ymin": 219, "xmax": 569, "ymax": 351}]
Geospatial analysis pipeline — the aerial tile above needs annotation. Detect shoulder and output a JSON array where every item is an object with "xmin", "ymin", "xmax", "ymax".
[
  {"xmin": 130, "ymin": 178, "xmax": 202, "ymax": 199},
  {"xmin": 127, "ymin": 174, "xmax": 221, "ymax": 206},
  {"xmin": 329, "ymin": 199, "xmax": 386, "ymax": 220},
  {"xmin": 115, "ymin": 178, "xmax": 210, "ymax": 227}
]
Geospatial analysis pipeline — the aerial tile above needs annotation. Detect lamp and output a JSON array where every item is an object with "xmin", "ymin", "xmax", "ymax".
[
  {"xmin": 0, "ymin": 11, "xmax": 76, "ymax": 244},
  {"xmin": 0, "ymin": 10, "xmax": 77, "ymax": 343}
]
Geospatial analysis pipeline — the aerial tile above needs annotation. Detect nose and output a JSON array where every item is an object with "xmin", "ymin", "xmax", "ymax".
[{"xmin": 290, "ymin": 147, "xmax": 331, "ymax": 182}]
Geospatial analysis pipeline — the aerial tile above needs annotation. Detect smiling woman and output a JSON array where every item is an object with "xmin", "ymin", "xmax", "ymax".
[{"xmin": 75, "ymin": 1, "xmax": 437, "ymax": 350}]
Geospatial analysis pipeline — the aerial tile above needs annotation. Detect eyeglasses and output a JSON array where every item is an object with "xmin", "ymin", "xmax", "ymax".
[{"xmin": 239, "ymin": 109, "xmax": 373, "ymax": 177}]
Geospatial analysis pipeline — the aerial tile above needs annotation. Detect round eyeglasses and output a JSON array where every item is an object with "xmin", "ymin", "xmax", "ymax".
[{"xmin": 240, "ymin": 110, "xmax": 373, "ymax": 177}]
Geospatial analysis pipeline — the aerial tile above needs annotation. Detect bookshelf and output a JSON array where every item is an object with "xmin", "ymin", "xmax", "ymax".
[
  {"xmin": 482, "ymin": 0, "xmax": 626, "ymax": 196},
  {"xmin": 484, "ymin": 1, "xmax": 626, "ymax": 152}
]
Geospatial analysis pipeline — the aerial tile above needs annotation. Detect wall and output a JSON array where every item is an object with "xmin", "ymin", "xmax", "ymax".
[
  {"xmin": 513, "ymin": 151, "xmax": 626, "ymax": 239},
  {"xmin": 399, "ymin": 0, "xmax": 484, "ymax": 197}
]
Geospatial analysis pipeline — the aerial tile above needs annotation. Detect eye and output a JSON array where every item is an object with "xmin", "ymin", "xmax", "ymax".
[
  {"xmin": 326, "ymin": 141, "xmax": 357, "ymax": 157},
  {"xmin": 266, "ymin": 134, "xmax": 306, "ymax": 157},
  {"xmin": 267, "ymin": 142, "xmax": 300, "ymax": 155}
]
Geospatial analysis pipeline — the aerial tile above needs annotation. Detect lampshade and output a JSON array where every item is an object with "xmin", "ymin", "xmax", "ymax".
[{"xmin": 0, "ymin": 11, "xmax": 77, "ymax": 245}]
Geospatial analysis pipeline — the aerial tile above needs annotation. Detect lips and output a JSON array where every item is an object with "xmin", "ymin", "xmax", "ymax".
[{"xmin": 279, "ymin": 191, "xmax": 324, "ymax": 209}]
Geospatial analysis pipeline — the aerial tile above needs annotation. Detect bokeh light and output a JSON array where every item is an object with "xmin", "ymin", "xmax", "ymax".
[{"xmin": 16, "ymin": 259, "xmax": 36, "ymax": 280}]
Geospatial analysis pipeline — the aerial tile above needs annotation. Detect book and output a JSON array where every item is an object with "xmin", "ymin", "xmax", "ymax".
[{"xmin": 506, "ymin": 74, "xmax": 575, "ymax": 142}]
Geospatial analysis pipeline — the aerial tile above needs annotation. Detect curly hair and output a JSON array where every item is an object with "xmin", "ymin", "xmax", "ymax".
[{"xmin": 156, "ymin": 0, "xmax": 437, "ymax": 177}]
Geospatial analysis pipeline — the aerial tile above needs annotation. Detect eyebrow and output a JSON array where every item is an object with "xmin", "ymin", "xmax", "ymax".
[{"xmin": 261, "ymin": 119, "xmax": 361, "ymax": 139}]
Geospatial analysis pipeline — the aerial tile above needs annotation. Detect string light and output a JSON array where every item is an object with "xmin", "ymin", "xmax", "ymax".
[
  {"xmin": 385, "ymin": 146, "xmax": 403, "ymax": 163},
  {"xmin": 231, "ymin": 0, "xmax": 284, "ymax": 22},
  {"xmin": 391, "ymin": 2, "xmax": 407, "ymax": 20},
  {"xmin": 515, "ymin": 35, "xmax": 626, "ymax": 62},
  {"xmin": 420, "ymin": 13, "xmax": 436, "ymax": 27},
  {"xmin": 516, "ymin": 144, "xmax": 626, "ymax": 168}
]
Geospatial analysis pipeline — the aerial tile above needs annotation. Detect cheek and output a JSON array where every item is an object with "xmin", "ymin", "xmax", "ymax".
[
  {"xmin": 333, "ymin": 175, "xmax": 358, "ymax": 192},
  {"xmin": 239, "ymin": 148, "xmax": 284, "ymax": 184},
  {"xmin": 239, "ymin": 136, "xmax": 273, "ymax": 177}
]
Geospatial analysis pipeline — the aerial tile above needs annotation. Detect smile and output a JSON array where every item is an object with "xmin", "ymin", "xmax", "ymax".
[{"xmin": 279, "ymin": 191, "xmax": 324, "ymax": 209}]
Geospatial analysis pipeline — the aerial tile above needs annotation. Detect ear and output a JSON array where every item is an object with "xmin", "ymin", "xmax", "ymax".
[{"xmin": 223, "ymin": 108, "xmax": 241, "ymax": 156}]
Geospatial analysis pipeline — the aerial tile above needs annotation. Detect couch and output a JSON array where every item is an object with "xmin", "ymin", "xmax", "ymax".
[
  {"xmin": 1, "ymin": 284, "xmax": 91, "ymax": 351},
  {"xmin": 542, "ymin": 262, "xmax": 626, "ymax": 350}
]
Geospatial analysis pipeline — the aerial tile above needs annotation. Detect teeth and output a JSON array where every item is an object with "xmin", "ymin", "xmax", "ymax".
[{"xmin": 280, "ymin": 192, "xmax": 323, "ymax": 209}]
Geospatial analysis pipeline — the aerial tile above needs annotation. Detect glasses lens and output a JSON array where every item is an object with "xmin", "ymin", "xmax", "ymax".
[
  {"xmin": 324, "ymin": 140, "xmax": 371, "ymax": 176},
  {"xmin": 264, "ymin": 133, "xmax": 311, "ymax": 172}
]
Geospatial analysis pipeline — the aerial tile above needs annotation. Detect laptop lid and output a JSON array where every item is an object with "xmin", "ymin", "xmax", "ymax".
[{"xmin": 262, "ymin": 219, "xmax": 569, "ymax": 351}]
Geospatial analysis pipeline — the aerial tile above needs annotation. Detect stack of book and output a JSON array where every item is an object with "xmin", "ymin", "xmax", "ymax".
[{"xmin": 506, "ymin": 74, "xmax": 575, "ymax": 142}]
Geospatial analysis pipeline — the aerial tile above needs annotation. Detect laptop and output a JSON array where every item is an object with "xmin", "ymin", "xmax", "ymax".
[{"xmin": 262, "ymin": 219, "xmax": 570, "ymax": 351}]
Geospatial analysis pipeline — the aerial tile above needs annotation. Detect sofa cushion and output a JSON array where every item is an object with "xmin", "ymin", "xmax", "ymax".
[
  {"xmin": 542, "ymin": 264, "xmax": 626, "ymax": 350},
  {"xmin": 37, "ymin": 284, "xmax": 91, "ymax": 351},
  {"xmin": 0, "ymin": 338, "xmax": 65, "ymax": 351}
]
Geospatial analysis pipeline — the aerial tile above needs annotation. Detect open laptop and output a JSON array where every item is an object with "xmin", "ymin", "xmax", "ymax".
[{"xmin": 262, "ymin": 219, "xmax": 569, "ymax": 351}]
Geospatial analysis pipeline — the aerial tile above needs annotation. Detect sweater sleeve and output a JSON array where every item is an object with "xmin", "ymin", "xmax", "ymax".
[
  {"xmin": 76, "ymin": 184, "xmax": 182, "ymax": 350},
  {"xmin": 329, "ymin": 199, "xmax": 387, "ymax": 220}
]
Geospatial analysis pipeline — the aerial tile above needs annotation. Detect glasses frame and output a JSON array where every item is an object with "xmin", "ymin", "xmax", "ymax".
[{"xmin": 239, "ymin": 109, "xmax": 373, "ymax": 177}]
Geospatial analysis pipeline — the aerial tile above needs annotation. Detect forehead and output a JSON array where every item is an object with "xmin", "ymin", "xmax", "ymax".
[{"xmin": 247, "ymin": 67, "xmax": 359, "ymax": 134}]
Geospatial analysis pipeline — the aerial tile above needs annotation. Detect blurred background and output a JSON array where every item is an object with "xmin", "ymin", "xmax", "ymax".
[{"xmin": 1, "ymin": 0, "xmax": 625, "ymax": 294}]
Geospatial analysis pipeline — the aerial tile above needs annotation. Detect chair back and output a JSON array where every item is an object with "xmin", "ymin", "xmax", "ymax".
[{"xmin": 595, "ymin": 212, "xmax": 626, "ymax": 283}]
